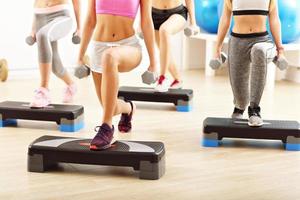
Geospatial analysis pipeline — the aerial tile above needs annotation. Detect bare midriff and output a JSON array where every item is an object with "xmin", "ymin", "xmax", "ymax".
[
  {"xmin": 93, "ymin": 15, "xmax": 135, "ymax": 42},
  {"xmin": 34, "ymin": 0, "xmax": 68, "ymax": 8},
  {"xmin": 233, "ymin": 15, "xmax": 268, "ymax": 33},
  {"xmin": 152, "ymin": 0, "xmax": 183, "ymax": 10}
]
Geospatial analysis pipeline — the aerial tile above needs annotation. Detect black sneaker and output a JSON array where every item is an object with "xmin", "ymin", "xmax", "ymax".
[
  {"xmin": 231, "ymin": 107, "xmax": 244, "ymax": 119},
  {"xmin": 118, "ymin": 101, "xmax": 135, "ymax": 133},
  {"xmin": 90, "ymin": 123, "xmax": 115, "ymax": 150},
  {"xmin": 248, "ymin": 106, "xmax": 263, "ymax": 127}
]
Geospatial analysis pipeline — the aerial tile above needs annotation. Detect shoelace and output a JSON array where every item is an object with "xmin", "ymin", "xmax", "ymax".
[
  {"xmin": 34, "ymin": 89, "xmax": 46, "ymax": 99},
  {"xmin": 94, "ymin": 126, "xmax": 111, "ymax": 143}
]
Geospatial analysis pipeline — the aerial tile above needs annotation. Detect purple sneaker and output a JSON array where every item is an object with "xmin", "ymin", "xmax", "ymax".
[
  {"xmin": 118, "ymin": 101, "xmax": 135, "ymax": 133},
  {"xmin": 90, "ymin": 123, "xmax": 114, "ymax": 150}
]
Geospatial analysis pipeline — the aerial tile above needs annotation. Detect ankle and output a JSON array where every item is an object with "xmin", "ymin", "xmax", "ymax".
[{"xmin": 158, "ymin": 75, "xmax": 166, "ymax": 84}]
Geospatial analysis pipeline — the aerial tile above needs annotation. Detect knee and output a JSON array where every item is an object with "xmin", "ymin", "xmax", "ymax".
[
  {"xmin": 52, "ymin": 65, "xmax": 65, "ymax": 78},
  {"xmin": 36, "ymin": 33, "xmax": 48, "ymax": 45},
  {"xmin": 101, "ymin": 49, "xmax": 119, "ymax": 73},
  {"xmin": 251, "ymin": 45, "xmax": 266, "ymax": 61}
]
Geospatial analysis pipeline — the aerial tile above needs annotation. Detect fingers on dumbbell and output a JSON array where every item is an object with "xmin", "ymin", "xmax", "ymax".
[
  {"xmin": 72, "ymin": 35, "xmax": 81, "ymax": 44},
  {"xmin": 26, "ymin": 36, "xmax": 36, "ymax": 46}
]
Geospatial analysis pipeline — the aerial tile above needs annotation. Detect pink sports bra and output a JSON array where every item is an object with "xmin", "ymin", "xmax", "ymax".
[{"xmin": 96, "ymin": 0, "xmax": 140, "ymax": 19}]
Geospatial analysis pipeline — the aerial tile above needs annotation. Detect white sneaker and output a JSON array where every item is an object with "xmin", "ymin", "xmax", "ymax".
[
  {"xmin": 155, "ymin": 75, "xmax": 169, "ymax": 92},
  {"xmin": 170, "ymin": 80, "xmax": 183, "ymax": 89}
]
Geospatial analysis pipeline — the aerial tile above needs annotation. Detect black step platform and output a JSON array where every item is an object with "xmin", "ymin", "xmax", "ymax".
[
  {"xmin": 28, "ymin": 136, "xmax": 165, "ymax": 180},
  {"xmin": 118, "ymin": 86, "xmax": 193, "ymax": 112},
  {"xmin": 202, "ymin": 117, "xmax": 300, "ymax": 151},
  {"xmin": 0, "ymin": 101, "xmax": 84, "ymax": 132}
]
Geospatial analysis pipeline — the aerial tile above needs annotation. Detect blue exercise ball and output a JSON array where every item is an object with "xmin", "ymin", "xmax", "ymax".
[
  {"xmin": 195, "ymin": 0, "xmax": 220, "ymax": 33},
  {"xmin": 277, "ymin": 0, "xmax": 300, "ymax": 44}
]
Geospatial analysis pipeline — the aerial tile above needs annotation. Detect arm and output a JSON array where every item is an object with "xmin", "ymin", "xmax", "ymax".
[
  {"xmin": 140, "ymin": 0, "xmax": 157, "ymax": 72},
  {"xmin": 214, "ymin": 1, "xmax": 232, "ymax": 58},
  {"xmin": 269, "ymin": 0, "xmax": 284, "ymax": 57},
  {"xmin": 185, "ymin": 0, "xmax": 196, "ymax": 26},
  {"xmin": 77, "ymin": 0, "xmax": 96, "ymax": 63},
  {"xmin": 72, "ymin": 0, "xmax": 81, "ymax": 34},
  {"xmin": 31, "ymin": 15, "xmax": 36, "ymax": 38}
]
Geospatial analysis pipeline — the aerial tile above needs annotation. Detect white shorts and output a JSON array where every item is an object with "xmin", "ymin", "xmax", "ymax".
[{"xmin": 90, "ymin": 35, "xmax": 142, "ymax": 73}]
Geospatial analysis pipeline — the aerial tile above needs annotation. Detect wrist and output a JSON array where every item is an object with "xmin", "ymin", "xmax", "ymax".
[{"xmin": 277, "ymin": 46, "xmax": 284, "ymax": 54}]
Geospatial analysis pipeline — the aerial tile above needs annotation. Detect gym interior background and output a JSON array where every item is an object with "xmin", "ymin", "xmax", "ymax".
[{"xmin": 0, "ymin": 0, "xmax": 299, "ymax": 199}]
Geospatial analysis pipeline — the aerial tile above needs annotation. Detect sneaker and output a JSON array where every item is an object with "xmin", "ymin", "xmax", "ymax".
[
  {"xmin": 30, "ymin": 87, "xmax": 51, "ymax": 108},
  {"xmin": 248, "ymin": 106, "xmax": 263, "ymax": 127},
  {"xmin": 63, "ymin": 83, "xmax": 77, "ymax": 103},
  {"xmin": 118, "ymin": 101, "xmax": 135, "ymax": 133},
  {"xmin": 231, "ymin": 107, "xmax": 244, "ymax": 119},
  {"xmin": 155, "ymin": 75, "xmax": 169, "ymax": 92},
  {"xmin": 170, "ymin": 79, "xmax": 183, "ymax": 89},
  {"xmin": 90, "ymin": 123, "xmax": 115, "ymax": 150}
]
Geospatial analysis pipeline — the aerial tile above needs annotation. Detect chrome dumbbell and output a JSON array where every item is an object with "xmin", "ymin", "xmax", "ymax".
[
  {"xmin": 141, "ymin": 70, "xmax": 158, "ymax": 85},
  {"xmin": 209, "ymin": 52, "xmax": 227, "ymax": 70}
]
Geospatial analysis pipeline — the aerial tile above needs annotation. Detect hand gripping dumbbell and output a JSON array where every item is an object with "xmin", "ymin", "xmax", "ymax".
[
  {"xmin": 141, "ymin": 70, "xmax": 158, "ymax": 85},
  {"xmin": 209, "ymin": 52, "xmax": 228, "ymax": 70},
  {"xmin": 74, "ymin": 55, "xmax": 91, "ymax": 79},
  {"xmin": 72, "ymin": 33, "xmax": 81, "ymax": 45},
  {"xmin": 273, "ymin": 56, "xmax": 289, "ymax": 71},
  {"xmin": 184, "ymin": 26, "xmax": 200, "ymax": 37}
]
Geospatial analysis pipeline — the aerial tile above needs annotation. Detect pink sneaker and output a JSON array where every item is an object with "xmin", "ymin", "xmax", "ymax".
[
  {"xmin": 63, "ymin": 83, "xmax": 77, "ymax": 103},
  {"xmin": 30, "ymin": 87, "xmax": 51, "ymax": 108}
]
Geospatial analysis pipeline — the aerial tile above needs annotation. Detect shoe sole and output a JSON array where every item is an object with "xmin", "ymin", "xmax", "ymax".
[{"xmin": 248, "ymin": 122, "xmax": 264, "ymax": 127}]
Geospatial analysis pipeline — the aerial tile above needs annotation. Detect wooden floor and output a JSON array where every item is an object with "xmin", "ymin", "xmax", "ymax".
[{"xmin": 0, "ymin": 70, "xmax": 299, "ymax": 200}]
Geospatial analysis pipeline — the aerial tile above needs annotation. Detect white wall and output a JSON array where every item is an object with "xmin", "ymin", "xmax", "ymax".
[{"xmin": 0, "ymin": 1, "xmax": 88, "ymax": 71}]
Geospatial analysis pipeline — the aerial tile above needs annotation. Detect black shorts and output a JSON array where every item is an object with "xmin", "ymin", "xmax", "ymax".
[{"xmin": 152, "ymin": 5, "xmax": 188, "ymax": 30}]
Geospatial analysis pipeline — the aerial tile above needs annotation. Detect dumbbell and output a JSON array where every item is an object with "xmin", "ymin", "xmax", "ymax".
[
  {"xmin": 74, "ymin": 55, "xmax": 91, "ymax": 79},
  {"xmin": 72, "ymin": 33, "xmax": 81, "ymax": 44},
  {"xmin": 209, "ymin": 52, "xmax": 227, "ymax": 70},
  {"xmin": 184, "ymin": 26, "xmax": 200, "ymax": 37},
  {"xmin": 273, "ymin": 56, "xmax": 289, "ymax": 71},
  {"xmin": 141, "ymin": 70, "xmax": 158, "ymax": 85},
  {"xmin": 0, "ymin": 59, "xmax": 8, "ymax": 82}
]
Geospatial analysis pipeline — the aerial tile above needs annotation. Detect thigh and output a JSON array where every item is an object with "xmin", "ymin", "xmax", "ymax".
[
  {"xmin": 103, "ymin": 46, "xmax": 142, "ymax": 73},
  {"xmin": 46, "ymin": 17, "xmax": 72, "ymax": 42},
  {"xmin": 159, "ymin": 14, "xmax": 187, "ymax": 35},
  {"xmin": 251, "ymin": 42, "xmax": 276, "ymax": 63},
  {"xmin": 155, "ymin": 31, "xmax": 160, "ymax": 47}
]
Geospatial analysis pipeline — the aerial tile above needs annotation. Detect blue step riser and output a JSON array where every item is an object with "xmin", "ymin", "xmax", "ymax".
[
  {"xmin": 60, "ymin": 122, "xmax": 84, "ymax": 133},
  {"xmin": 176, "ymin": 106, "xmax": 192, "ymax": 112}
]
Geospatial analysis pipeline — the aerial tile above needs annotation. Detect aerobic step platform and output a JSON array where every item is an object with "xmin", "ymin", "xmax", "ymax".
[
  {"xmin": 0, "ymin": 101, "xmax": 84, "ymax": 132},
  {"xmin": 118, "ymin": 86, "xmax": 193, "ymax": 112},
  {"xmin": 28, "ymin": 135, "xmax": 166, "ymax": 180},
  {"xmin": 202, "ymin": 117, "xmax": 300, "ymax": 151}
]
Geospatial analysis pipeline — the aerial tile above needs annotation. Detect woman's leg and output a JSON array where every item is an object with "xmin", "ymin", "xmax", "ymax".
[
  {"xmin": 248, "ymin": 42, "xmax": 276, "ymax": 126},
  {"xmin": 101, "ymin": 46, "xmax": 142, "ymax": 127},
  {"xmin": 158, "ymin": 15, "xmax": 186, "ymax": 76},
  {"xmin": 51, "ymin": 41, "xmax": 73, "ymax": 85},
  {"xmin": 250, "ymin": 42, "xmax": 276, "ymax": 107},
  {"xmin": 90, "ymin": 45, "xmax": 142, "ymax": 150},
  {"xmin": 228, "ymin": 37, "xmax": 251, "ymax": 118},
  {"xmin": 36, "ymin": 17, "xmax": 72, "ymax": 88}
]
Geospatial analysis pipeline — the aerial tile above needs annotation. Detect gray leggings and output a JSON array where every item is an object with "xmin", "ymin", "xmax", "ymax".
[
  {"xmin": 35, "ymin": 10, "xmax": 72, "ymax": 78},
  {"xmin": 228, "ymin": 33, "xmax": 276, "ymax": 110}
]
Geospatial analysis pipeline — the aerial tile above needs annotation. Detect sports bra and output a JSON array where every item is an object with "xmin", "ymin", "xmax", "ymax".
[
  {"xmin": 96, "ymin": 0, "xmax": 140, "ymax": 19},
  {"xmin": 232, "ymin": 0, "xmax": 270, "ymax": 16}
]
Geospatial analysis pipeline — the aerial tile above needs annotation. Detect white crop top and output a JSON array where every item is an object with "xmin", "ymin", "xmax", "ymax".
[{"xmin": 232, "ymin": 0, "xmax": 270, "ymax": 16}]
